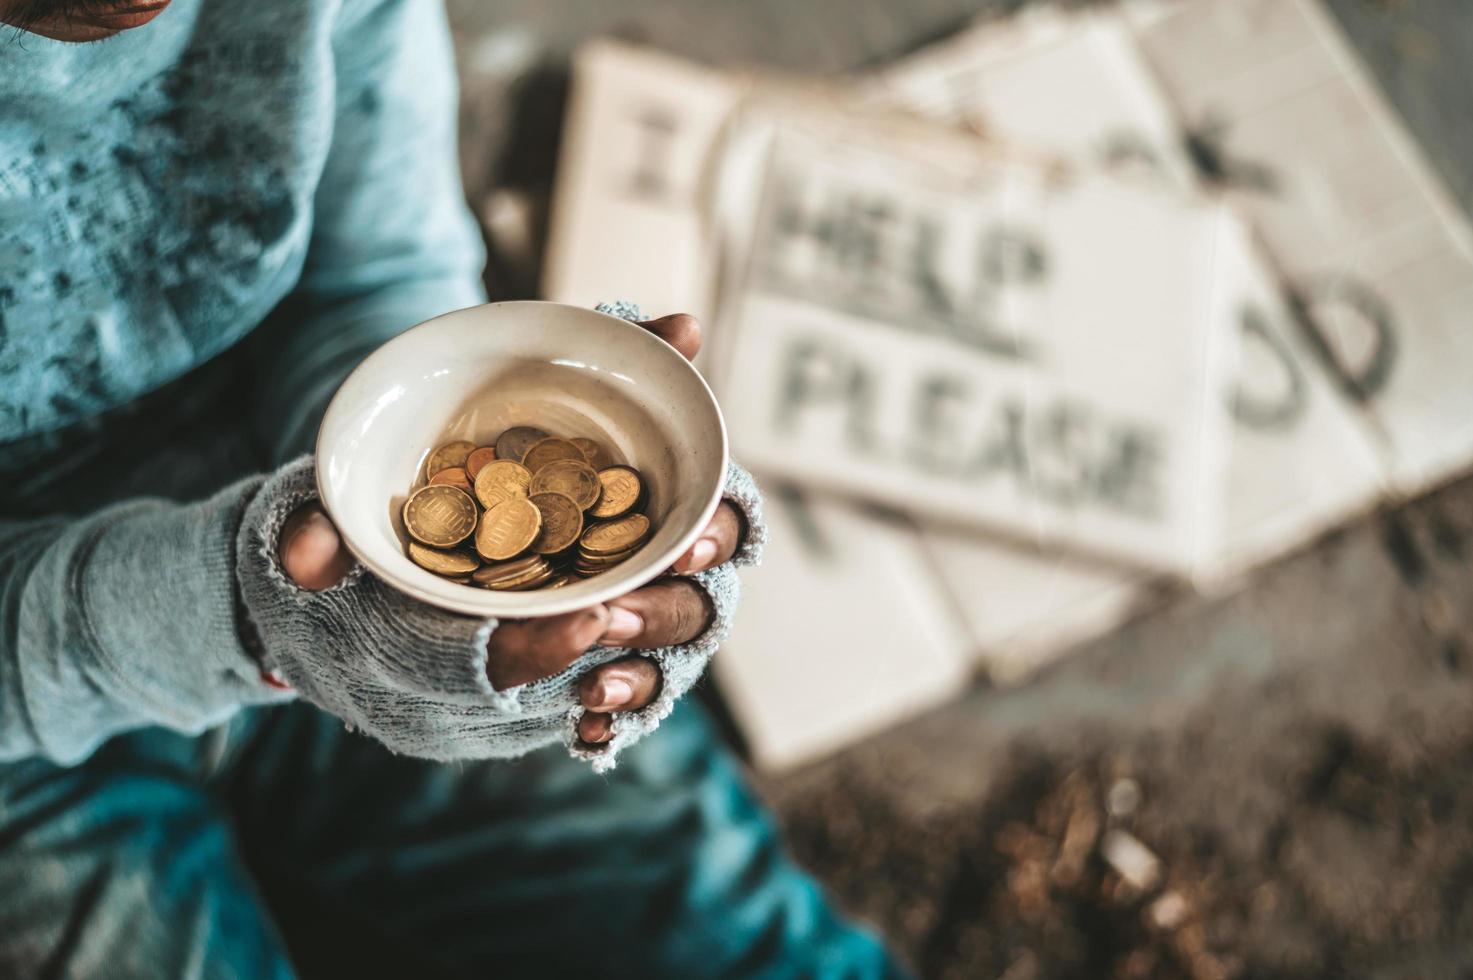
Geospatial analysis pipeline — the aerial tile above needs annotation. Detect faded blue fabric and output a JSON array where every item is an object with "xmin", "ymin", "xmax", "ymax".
[
  {"xmin": 0, "ymin": 699, "xmax": 902, "ymax": 979},
  {"xmin": 0, "ymin": 0, "xmax": 901, "ymax": 972},
  {"xmin": 0, "ymin": 0, "xmax": 484, "ymax": 462},
  {"xmin": 0, "ymin": 0, "xmax": 486, "ymax": 763}
]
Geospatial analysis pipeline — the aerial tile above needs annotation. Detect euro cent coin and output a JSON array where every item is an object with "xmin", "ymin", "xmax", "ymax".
[
  {"xmin": 403, "ymin": 484, "xmax": 478, "ymax": 548},
  {"xmin": 475, "ymin": 497, "xmax": 542, "ymax": 561},
  {"xmin": 494, "ymin": 426, "xmax": 549, "ymax": 464}
]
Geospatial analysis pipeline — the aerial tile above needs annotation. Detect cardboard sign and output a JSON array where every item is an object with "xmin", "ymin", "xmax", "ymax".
[
  {"xmin": 876, "ymin": 4, "xmax": 1387, "ymax": 580},
  {"xmin": 708, "ymin": 109, "xmax": 1238, "ymax": 574},
  {"xmin": 916, "ymin": 523, "xmax": 1144, "ymax": 685},
  {"xmin": 543, "ymin": 41, "xmax": 742, "ymax": 323},
  {"xmin": 714, "ymin": 490, "xmax": 970, "ymax": 769},
  {"xmin": 1130, "ymin": 0, "xmax": 1473, "ymax": 496}
]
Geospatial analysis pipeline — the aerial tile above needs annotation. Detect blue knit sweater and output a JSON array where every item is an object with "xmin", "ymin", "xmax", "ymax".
[{"xmin": 0, "ymin": 0, "xmax": 762, "ymax": 767}]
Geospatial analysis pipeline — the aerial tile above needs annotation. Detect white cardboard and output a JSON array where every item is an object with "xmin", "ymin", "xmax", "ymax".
[
  {"xmin": 1130, "ymin": 0, "xmax": 1473, "ymax": 497},
  {"xmin": 709, "ymin": 110, "xmax": 1237, "ymax": 575},
  {"xmin": 713, "ymin": 489, "xmax": 971, "ymax": 770}
]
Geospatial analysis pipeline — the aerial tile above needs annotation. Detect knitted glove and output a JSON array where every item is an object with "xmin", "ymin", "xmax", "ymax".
[
  {"xmin": 236, "ymin": 455, "xmax": 765, "ymax": 770},
  {"xmin": 572, "ymin": 302, "xmax": 767, "ymax": 765}
]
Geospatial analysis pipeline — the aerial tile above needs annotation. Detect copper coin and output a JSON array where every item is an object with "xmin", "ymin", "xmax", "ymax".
[
  {"xmin": 530, "ymin": 491, "xmax": 584, "ymax": 554},
  {"xmin": 530, "ymin": 458, "xmax": 602, "ymax": 510},
  {"xmin": 474, "ymin": 497, "xmax": 541, "ymax": 561},
  {"xmin": 521, "ymin": 437, "xmax": 584, "ymax": 474},
  {"xmin": 425, "ymin": 440, "xmax": 475, "ymax": 478},
  {"xmin": 588, "ymin": 466, "xmax": 642, "ymax": 519},
  {"xmin": 576, "ymin": 542, "xmax": 642, "ymax": 565},
  {"xmin": 580, "ymin": 513, "xmax": 651, "ymax": 555},
  {"xmin": 478, "ymin": 557, "xmax": 553, "ymax": 590},
  {"xmin": 407, "ymin": 541, "xmax": 480, "ymax": 576},
  {"xmin": 473, "ymin": 460, "xmax": 532, "ymax": 510},
  {"xmin": 571, "ymin": 437, "xmax": 610, "ymax": 469},
  {"xmin": 471, "ymin": 554, "xmax": 543, "ymax": 585},
  {"xmin": 494, "ymin": 426, "xmax": 548, "ymax": 464},
  {"xmin": 499, "ymin": 565, "xmax": 560, "ymax": 591},
  {"xmin": 428, "ymin": 466, "xmax": 472, "ymax": 494},
  {"xmin": 464, "ymin": 446, "xmax": 497, "ymax": 481},
  {"xmin": 402, "ymin": 485, "xmax": 478, "ymax": 549}
]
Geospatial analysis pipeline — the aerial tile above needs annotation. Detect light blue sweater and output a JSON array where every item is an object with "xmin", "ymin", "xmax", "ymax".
[{"xmin": 0, "ymin": 0, "xmax": 761, "ymax": 767}]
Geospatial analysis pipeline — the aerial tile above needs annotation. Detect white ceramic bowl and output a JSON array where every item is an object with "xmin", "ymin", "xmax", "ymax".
[{"xmin": 315, "ymin": 301, "xmax": 729, "ymax": 617}]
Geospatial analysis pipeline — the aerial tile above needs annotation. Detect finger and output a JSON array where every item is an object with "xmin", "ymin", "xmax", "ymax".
[
  {"xmin": 487, "ymin": 605, "xmax": 610, "ymax": 691},
  {"xmin": 671, "ymin": 501, "xmax": 743, "ymax": 575},
  {"xmin": 278, "ymin": 503, "xmax": 354, "ymax": 591},
  {"xmin": 637, "ymin": 313, "xmax": 701, "ymax": 361},
  {"xmin": 578, "ymin": 655, "xmax": 662, "ymax": 713},
  {"xmin": 578, "ymin": 711, "xmax": 614, "ymax": 745},
  {"xmin": 598, "ymin": 578, "xmax": 713, "ymax": 649}
]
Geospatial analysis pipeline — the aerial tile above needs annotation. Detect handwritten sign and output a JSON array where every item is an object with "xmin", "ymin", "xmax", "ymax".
[
  {"xmin": 714, "ymin": 491, "xmax": 969, "ymax": 769},
  {"xmin": 1130, "ymin": 0, "xmax": 1473, "ymax": 496},
  {"xmin": 876, "ymin": 4, "xmax": 1388, "ymax": 581},
  {"xmin": 709, "ymin": 110, "xmax": 1237, "ymax": 573},
  {"xmin": 543, "ymin": 41, "xmax": 741, "ymax": 323}
]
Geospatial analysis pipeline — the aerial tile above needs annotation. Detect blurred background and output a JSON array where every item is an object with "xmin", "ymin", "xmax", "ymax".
[{"xmin": 443, "ymin": 1, "xmax": 1473, "ymax": 976}]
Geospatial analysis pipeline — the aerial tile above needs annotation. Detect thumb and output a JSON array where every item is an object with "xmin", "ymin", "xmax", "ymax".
[{"xmin": 278, "ymin": 503, "xmax": 353, "ymax": 590}]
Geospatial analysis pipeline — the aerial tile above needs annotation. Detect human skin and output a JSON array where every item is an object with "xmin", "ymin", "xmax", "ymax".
[
  {"xmin": 0, "ymin": 0, "xmax": 172, "ymax": 41},
  {"xmin": 277, "ymin": 314, "xmax": 747, "ymax": 751}
]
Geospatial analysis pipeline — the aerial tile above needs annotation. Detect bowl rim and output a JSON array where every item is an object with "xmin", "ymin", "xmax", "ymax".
[{"xmin": 314, "ymin": 299, "xmax": 730, "ymax": 618}]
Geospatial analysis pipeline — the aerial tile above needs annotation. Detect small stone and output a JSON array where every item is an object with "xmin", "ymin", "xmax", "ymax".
[
  {"xmin": 1149, "ymin": 890, "xmax": 1189, "ymax": 930},
  {"xmin": 1107, "ymin": 777, "xmax": 1142, "ymax": 818},
  {"xmin": 1102, "ymin": 828, "xmax": 1162, "ymax": 891}
]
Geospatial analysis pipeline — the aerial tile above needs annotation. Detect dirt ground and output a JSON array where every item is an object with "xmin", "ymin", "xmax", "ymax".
[
  {"xmin": 767, "ymin": 464, "xmax": 1473, "ymax": 977},
  {"xmin": 444, "ymin": 0, "xmax": 1473, "ymax": 974}
]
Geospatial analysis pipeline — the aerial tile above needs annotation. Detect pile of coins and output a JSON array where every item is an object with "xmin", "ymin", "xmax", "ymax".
[{"xmin": 398, "ymin": 426, "xmax": 652, "ymax": 591}]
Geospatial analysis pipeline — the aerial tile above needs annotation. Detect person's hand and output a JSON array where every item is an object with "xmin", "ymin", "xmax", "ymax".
[{"xmin": 279, "ymin": 313, "xmax": 745, "ymax": 750}]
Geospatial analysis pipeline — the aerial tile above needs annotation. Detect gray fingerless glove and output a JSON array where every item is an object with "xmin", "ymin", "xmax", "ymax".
[
  {"xmin": 570, "ymin": 302, "xmax": 767, "ymax": 767},
  {"xmin": 236, "ymin": 454, "xmax": 766, "ymax": 770}
]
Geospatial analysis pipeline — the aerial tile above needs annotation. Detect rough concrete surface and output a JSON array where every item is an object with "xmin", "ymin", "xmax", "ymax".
[{"xmin": 445, "ymin": 0, "xmax": 1473, "ymax": 974}]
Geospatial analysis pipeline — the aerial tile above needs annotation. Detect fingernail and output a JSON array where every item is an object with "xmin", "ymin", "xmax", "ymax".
[
  {"xmin": 690, "ymin": 538, "xmax": 718, "ymax": 569},
  {"xmin": 600, "ymin": 606, "xmax": 643, "ymax": 643},
  {"xmin": 593, "ymin": 677, "xmax": 634, "ymax": 710}
]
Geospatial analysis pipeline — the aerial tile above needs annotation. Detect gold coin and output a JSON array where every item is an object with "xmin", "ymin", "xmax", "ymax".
[
  {"xmin": 494, "ymin": 426, "xmax": 548, "ymax": 464},
  {"xmin": 475, "ymin": 497, "xmax": 541, "ymax": 561},
  {"xmin": 480, "ymin": 560, "xmax": 554, "ymax": 590},
  {"xmin": 428, "ymin": 466, "xmax": 472, "ymax": 494},
  {"xmin": 403, "ymin": 485, "xmax": 478, "ymax": 548},
  {"xmin": 521, "ymin": 437, "xmax": 584, "ymax": 474},
  {"xmin": 544, "ymin": 575, "xmax": 574, "ymax": 589},
  {"xmin": 499, "ymin": 566, "xmax": 560, "ymax": 591},
  {"xmin": 580, "ymin": 513, "xmax": 651, "ymax": 555},
  {"xmin": 530, "ymin": 458, "xmax": 602, "ymax": 510},
  {"xmin": 571, "ymin": 437, "xmax": 609, "ymax": 468},
  {"xmin": 425, "ymin": 440, "xmax": 475, "ymax": 478},
  {"xmin": 473, "ymin": 460, "xmax": 532, "ymax": 509},
  {"xmin": 464, "ymin": 446, "xmax": 497, "ymax": 481},
  {"xmin": 574, "ymin": 550, "xmax": 642, "ymax": 574},
  {"xmin": 478, "ymin": 557, "xmax": 553, "ymax": 590},
  {"xmin": 588, "ymin": 466, "xmax": 642, "ymax": 519},
  {"xmin": 471, "ymin": 554, "xmax": 543, "ymax": 585},
  {"xmin": 529, "ymin": 491, "xmax": 584, "ymax": 554},
  {"xmin": 407, "ymin": 541, "xmax": 480, "ymax": 576},
  {"xmin": 576, "ymin": 542, "xmax": 642, "ymax": 565}
]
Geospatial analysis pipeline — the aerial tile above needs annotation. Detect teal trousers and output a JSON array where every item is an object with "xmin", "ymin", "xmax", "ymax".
[{"xmin": 0, "ymin": 699, "xmax": 900, "ymax": 978}]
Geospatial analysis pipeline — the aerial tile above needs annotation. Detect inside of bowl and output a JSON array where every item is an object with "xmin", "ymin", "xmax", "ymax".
[
  {"xmin": 390, "ymin": 356, "xmax": 677, "ymax": 556},
  {"xmin": 319, "ymin": 302, "xmax": 726, "ymax": 615}
]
